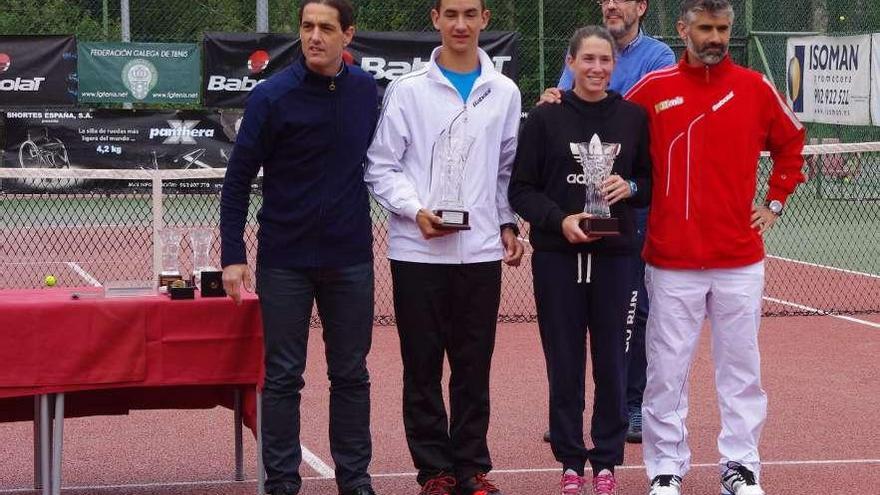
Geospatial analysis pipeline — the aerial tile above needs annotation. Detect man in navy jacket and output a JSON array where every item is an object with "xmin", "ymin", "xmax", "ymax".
[{"xmin": 220, "ymin": 1, "xmax": 378, "ymax": 494}]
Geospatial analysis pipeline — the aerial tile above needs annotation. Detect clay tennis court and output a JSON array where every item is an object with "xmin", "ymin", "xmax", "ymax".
[{"xmin": 1, "ymin": 258, "xmax": 878, "ymax": 495}]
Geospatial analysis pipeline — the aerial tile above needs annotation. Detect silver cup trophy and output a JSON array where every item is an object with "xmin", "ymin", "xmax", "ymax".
[
  {"xmin": 576, "ymin": 133, "xmax": 621, "ymax": 236},
  {"xmin": 433, "ymin": 114, "xmax": 475, "ymax": 230}
]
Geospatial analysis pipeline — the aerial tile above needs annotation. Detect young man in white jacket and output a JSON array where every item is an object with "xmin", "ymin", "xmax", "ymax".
[{"xmin": 365, "ymin": 1, "xmax": 523, "ymax": 494}]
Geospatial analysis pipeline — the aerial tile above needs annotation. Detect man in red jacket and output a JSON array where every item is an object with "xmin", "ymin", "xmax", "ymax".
[{"xmin": 625, "ymin": 1, "xmax": 805, "ymax": 495}]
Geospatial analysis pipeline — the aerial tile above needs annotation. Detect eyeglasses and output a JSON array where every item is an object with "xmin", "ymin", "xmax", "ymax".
[{"xmin": 597, "ymin": 0, "xmax": 639, "ymax": 6}]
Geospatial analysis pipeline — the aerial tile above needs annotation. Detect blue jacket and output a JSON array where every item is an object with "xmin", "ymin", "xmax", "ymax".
[
  {"xmin": 557, "ymin": 31, "xmax": 675, "ymax": 94},
  {"xmin": 220, "ymin": 58, "xmax": 379, "ymax": 269}
]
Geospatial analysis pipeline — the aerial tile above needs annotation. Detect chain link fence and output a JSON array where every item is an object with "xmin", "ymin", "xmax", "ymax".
[{"xmin": 2, "ymin": 1, "xmax": 879, "ymax": 319}]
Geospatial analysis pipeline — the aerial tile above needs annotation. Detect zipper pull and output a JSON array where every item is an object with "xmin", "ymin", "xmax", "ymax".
[
  {"xmin": 705, "ymin": 65, "xmax": 710, "ymax": 83},
  {"xmin": 329, "ymin": 78, "xmax": 336, "ymax": 91}
]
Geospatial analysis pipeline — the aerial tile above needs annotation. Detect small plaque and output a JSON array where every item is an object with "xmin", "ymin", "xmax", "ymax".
[
  {"xmin": 434, "ymin": 209, "xmax": 471, "ymax": 230},
  {"xmin": 579, "ymin": 217, "xmax": 620, "ymax": 237}
]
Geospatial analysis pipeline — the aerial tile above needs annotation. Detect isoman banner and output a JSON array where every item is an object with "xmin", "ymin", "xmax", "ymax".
[
  {"xmin": 78, "ymin": 42, "xmax": 201, "ymax": 104},
  {"xmin": 785, "ymin": 35, "xmax": 871, "ymax": 125}
]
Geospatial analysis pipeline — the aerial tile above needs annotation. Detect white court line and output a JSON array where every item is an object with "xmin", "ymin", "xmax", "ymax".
[
  {"xmin": 763, "ymin": 296, "xmax": 880, "ymax": 329},
  {"xmin": 66, "ymin": 261, "xmax": 103, "ymax": 287},
  {"xmin": 301, "ymin": 443, "xmax": 335, "ymax": 478},
  {"xmin": 767, "ymin": 255, "xmax": 880, "ymax": 280},
  {"xmin": 2, "ymin": 458, "xmax": 877, "ymax": 493}
]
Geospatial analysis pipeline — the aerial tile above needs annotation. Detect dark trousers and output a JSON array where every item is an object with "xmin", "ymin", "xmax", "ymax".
[
  {"xmin": 626, "ymin": 207, "xmax": 649, "ymax": 410},
  {"xmin": 256, "ymin": 262, "xmax": 374, "ymax": 493},
  {"xmin": 532, "ymin": 251, "xmax": 630, "ymax": 474},
  {"xmin": 390, "ymin": 260, "xmax": 502, "ymax": 485}
]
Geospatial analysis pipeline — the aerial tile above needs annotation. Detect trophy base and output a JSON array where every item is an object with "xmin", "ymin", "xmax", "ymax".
[
  {"xmin": 434, "ymin": 209, "xmax": 471, "ymax": 230},
  {"xmin": 158, "ymin": 272, "xmax": 183, "ymax": 288},
  {"xmin": 579, "ymin": 217, "xmax": 620, "ymax": 236},
  {"xmin": 199, "ymin": 270, "xmax": 226, "ymax": 297}
]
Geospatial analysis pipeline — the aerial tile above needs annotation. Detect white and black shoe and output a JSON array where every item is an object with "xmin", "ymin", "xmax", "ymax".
[
  {"xmin": 647, "ymin": 475, "xmax": 682, "ymax": 495},
  {"xmin": 721, "ymin": 462, "xmax": 765, "ymax": 495}
]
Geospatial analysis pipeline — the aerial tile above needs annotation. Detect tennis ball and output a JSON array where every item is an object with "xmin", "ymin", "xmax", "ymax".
[
  {"xmin": 839, "ymin": 15, "xmax": 846, "ymax": 21},
  {"xmin": 44, "ymin": 275, "xmax": 57, "ymax": 287}
]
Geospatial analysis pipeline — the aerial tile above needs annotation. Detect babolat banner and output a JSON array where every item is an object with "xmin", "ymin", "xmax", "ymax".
[
  {"xmin": 2, "ymin": 109, "xmax": 240, "ymax": 176},
  {"xmin": 0, "ymin": 35, "xmax": 77, "ymax": 106},
  {"xmin": 349, "ymin": 31, "xmax": 519, "ymax": 98},
  {"xmin": 202, "ymin": 31, "xmax": 518, "ymax": 107},
  {"xmin": 203, "ymin": 32, "xmax": 300, "ymax": 108},
  {"xmin": 785, "ymin": 35, "xmax": 871, "ymax": 125},
  {"xmin": 78, "ymin": 42, "xmax": 201, "ymax": 104}
]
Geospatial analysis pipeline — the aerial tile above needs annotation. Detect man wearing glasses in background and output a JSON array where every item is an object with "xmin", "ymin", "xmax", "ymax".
[{"xmin": 540, "ymin": 0, "xmax": 675, "ymax": 446}]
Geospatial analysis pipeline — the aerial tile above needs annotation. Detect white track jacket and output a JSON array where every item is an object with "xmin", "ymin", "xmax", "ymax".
[{"xmin": 365, "ymin": 47, "xmax": 522, "ymax": 264}]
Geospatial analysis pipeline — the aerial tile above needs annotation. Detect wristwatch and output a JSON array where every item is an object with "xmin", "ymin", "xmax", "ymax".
[
  {"xmin": 500, "ymin": 222, "xmax": 520, "ymax": 236},
  {"xmin": 628, "ymin": 180, "xmax": 638, "ymax": 195},
  {"xmin": 765, "ymin": 199, "xmax": 783, "ymax": 216}
]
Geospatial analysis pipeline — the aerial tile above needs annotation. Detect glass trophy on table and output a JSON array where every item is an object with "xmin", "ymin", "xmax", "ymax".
[
  {"xmin": 189, "ymin": 228, "xmax": 217, "ymax": 289},
  {"xmin": 577, "ymin": 133, "xmax": 621, "ymax": 236},
  {"xmin": 158, "ymin": 229, "xmax": 184, "ymax": 287},
  {"xmin": 432, "ymin": 113, "xmax": 475, "ymax": 230}
]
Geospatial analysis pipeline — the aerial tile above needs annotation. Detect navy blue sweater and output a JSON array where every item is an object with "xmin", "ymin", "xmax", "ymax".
[{"xmin": 220, "ymin": 58, "xmax": 378, "ymax": 269}]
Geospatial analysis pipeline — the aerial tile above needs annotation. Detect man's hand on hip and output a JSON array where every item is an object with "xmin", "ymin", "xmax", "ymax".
[
  {"xmin": 751, "ymin": 204, "xmax": 779, "ymax": 235},
  {"xmin": 222, "ymin": 263, "xmax": 253, "ymax": 305}
]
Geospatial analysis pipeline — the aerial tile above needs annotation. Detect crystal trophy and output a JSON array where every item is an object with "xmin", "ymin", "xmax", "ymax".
[
  {"xmin": 577, "ymin": 134, "xmax": 621, "ymax": 236},
  {"xmin": 189, "ymin": 228, "xmax": 217, "ymax": 289},
  {"xmin": 432, "ymin": 114, "xmax": 475, "ymax": 230},
  {"xmin": 158, "ymin": 229, "xmax": 184, "ymax": 287}
]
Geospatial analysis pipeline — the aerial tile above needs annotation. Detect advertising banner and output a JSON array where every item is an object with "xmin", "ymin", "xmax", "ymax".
[
  {"xmin": 203, "ymin": 32, "xmax": 300, "ymax": 108},
  {"xmin": 2, "ymin": 108, "xmax": 240, "ymax": 173},
  {"xmin": 78, "ymin": 42, "xmax": 201, "ymax": 104},
  {"xmin": 0, "ymin": 35, "xmax": 77, "ymax": 106},
  {"xmin": 349, "ymin": 31, "xmax": 519, "ymax": 98},
  {"xmin": 871, "ymin": 34, "xmax": 880, "ymax": 126},
  {"xmin": 786, "ymin": 35, "xmax": 871, "ymax": 125},
  {"xmin": 203, "ymin": 31, "xmax": 519, "ymax": 107}
]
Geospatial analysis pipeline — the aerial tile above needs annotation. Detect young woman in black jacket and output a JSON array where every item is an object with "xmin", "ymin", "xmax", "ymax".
[{"xmin": 508, "ymin": 25, "xmax": 652, "ymax": 495}]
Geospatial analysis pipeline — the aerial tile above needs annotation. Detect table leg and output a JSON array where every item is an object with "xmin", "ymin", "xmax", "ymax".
[
  {"xmin": 234, "ymin": 388, "xmax": 244, "ymax": 481},
  {"xmin": 51, "ymin": 393, "xmax": 64, "ymax": 495},
  {"xmin": 34, "ymin": 396, "xmax": 42, "ymax": 490},
  {"xmin": 39, "ymin": 395, "xmax": 50, "ymax": 495},
  {"xmin": 256, "ymin": 389, "xmax": 264, "ymax": 495}
]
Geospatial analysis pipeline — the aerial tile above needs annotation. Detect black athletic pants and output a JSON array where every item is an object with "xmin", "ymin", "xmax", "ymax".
[
  {"xmin": 532, "ymin": 251, "xmax": 630, "ymax": 475},
  {"xmin": 390, "ymin": 260, "xmax": 502, "ymax": 485}
]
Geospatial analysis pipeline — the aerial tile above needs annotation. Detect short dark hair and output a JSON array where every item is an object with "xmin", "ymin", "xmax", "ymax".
[
  {"xmin": 679, "ymin": 0, "xmax": 735, "ymax": 23},
  {"xmin": 433, "ymin": 0, "xmax": 486, "ymax": 11},
  {"xmin": 568, "ymin": 25, "xmax": 615, "ymax": 59},
  {"xmin": 298, "ymin": 0, "xmax": 355, "ymax": 31}
]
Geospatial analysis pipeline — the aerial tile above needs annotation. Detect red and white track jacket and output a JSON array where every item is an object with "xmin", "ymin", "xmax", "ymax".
[{"xmin": 626, "ymin": 54, "xmax": 805, "ymax": 270}]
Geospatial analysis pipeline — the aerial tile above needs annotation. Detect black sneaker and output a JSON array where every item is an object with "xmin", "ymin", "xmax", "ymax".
[
  {"xmin": 340, "ymin": 484, "xmax": 377, "ymax": 495},
  {"xmin": 458, "ymin": 472, "xmax": 502, "ymax": 495},
  {"xmin": 720, "ymin": 462, "xmax": 765, "ymax": 495},
  {"xmin": 420, "ymin": 473, "xmax": 457, "ymax": 495},
  {"xmin": 268, "ymin": 481, "xmax": 300, "ymax": 495},
  {"xmin": 626, "ymin": 406, "xmax": 642, "ymax": 443}
]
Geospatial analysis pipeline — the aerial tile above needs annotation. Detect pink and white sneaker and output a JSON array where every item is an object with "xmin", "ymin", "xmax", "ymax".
[
  {"xmin": 561, "ymin": 469, "xmax": 585, "ymax": 495},
  {"xmin": 592, "ymin": 469, "xmax": 617, "ymax": 495}
]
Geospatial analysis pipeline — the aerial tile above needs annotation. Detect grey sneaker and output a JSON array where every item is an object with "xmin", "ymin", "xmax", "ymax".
[
  {"xmin": 626, "ymin": 406, "xmax": 642, "ymax": 443},
  {"xmin": 720, "ymin": 462, "xmax": 765, "ymax": 495}
]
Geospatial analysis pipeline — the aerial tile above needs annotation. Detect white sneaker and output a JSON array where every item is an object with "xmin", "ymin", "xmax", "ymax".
[
  {"xmin": 721, "ymin": 462, "xmax": 765, "ymax": 495},
  {"xmin": 648, "ymin": 475, "xmax": 682, "ymax": 495}
]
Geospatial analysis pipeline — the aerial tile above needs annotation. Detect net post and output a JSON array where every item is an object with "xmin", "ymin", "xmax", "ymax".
[{"xmin": 152, "ymin": 175, "xmax": 164, "ymax": 286}]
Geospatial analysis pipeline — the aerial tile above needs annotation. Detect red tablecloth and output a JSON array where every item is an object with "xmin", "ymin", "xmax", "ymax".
[{"xmin": 0, "ymin": 288, "xmax": 263, "ymax": 428}]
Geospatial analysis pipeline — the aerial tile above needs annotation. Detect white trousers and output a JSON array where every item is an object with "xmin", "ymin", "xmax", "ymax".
[{"xmin": 642, "ymin": 262, "xmax": 767, "ymax": 480}]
